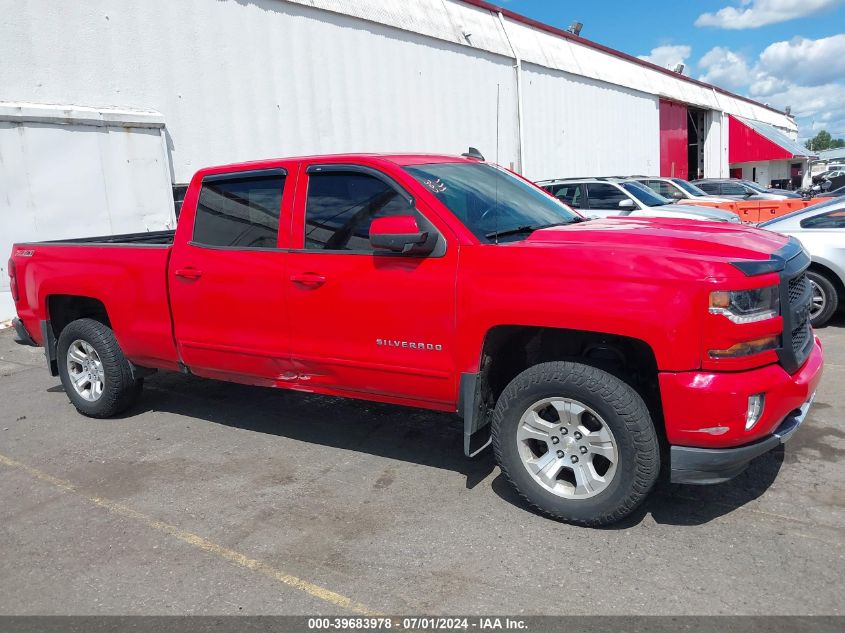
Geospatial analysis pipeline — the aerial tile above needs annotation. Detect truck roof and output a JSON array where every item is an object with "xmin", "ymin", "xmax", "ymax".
[{"xmin": 197, "ymin": 153, "xmax": 478, "ymax": 175}]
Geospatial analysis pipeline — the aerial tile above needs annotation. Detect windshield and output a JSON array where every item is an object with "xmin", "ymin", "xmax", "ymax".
[
  {"xmin": 672, "ymin": 178, "xmax": 709, "ymax": 196},
  {"xmin": 744, "ymin": 181, "xmax": 769, "ymax": 193},
  {"xmin": 404, "ymin": 162, "xmax": 580, "ymax": 242},
  {"xmin": 620, "ymin": 181, "xmax": 671, "ymax": 207}
]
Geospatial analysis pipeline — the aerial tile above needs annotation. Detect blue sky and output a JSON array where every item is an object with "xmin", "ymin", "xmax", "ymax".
[{"xmin": 501, "ymin": 0, "xmax": 845, "ymax": 141}]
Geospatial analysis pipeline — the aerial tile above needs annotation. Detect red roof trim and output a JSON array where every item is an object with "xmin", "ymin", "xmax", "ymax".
[{"xmin": 460, "ymin": 0, "xmax": 788, "ymax": 117}]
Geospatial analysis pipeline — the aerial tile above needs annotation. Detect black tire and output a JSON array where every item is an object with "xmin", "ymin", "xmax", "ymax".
[
  {"xmin": 57, "ymin": 318, "xmax": 143, "ymax": 418},
  {"xmin": 492, "ymin": 361, "xmax": 659, "ymax": 526},
  {"xmin": 807, "ymin": 271, "xmax": 838, "ymax": 328}
]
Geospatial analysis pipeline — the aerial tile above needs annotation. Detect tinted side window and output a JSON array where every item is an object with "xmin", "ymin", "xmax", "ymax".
[
  {"xmin": 305, "ymin": 171, "xmax": 413, "ymax": 251},
  {"xmin": 649, "ymin": 180, "xmax": 675, "ymax": 198},
  {"xmin": 586, "ymin": 183, "xmax": 627, "ymax": 209},
  {"xmin": 549, "ymin": 184, "xmax": 583, "ymax": 207},
  {"xmin": 696, "ymin": 182, "xmax": 720, "ymax": 194},
  {"xmin": 800, "ymin": 209, "xmax": 845, "ymax": 229},
  {"xmin": 193, "ymin": 172, "xmax": 285, "ymax": 248},
  {"xmin": 721, "ymin": 182, "xmax": 747, "ymax": 196}
]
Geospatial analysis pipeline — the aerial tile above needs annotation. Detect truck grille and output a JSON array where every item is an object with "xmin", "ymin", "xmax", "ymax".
[
  {"xmin": 781, "ymin": 271, "xmax": 813, "ymax": 372},
  {"xmin": 788, "ymin": 274, "xmax": 808, "ymax": 304}
]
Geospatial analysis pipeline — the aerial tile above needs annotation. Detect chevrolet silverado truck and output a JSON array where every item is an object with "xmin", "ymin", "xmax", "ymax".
[{"xmin": 8, "ymin": 153, "xmax": 824, "ymax": 526}]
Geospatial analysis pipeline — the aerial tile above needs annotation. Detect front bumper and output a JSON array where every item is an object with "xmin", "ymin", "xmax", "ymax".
[
  {"xmin": 671, "ymin": 392, "xmax": 815, "ymax": 484},
  {"xmin": 659, "ymin": 336, "xmax": 823, "ymax": 448},
  {"xmin": 11, "ymin": 317, "xmax": 37, "ymax": 347}
]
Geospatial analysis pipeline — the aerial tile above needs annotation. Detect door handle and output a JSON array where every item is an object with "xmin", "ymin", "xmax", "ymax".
[
  {"xmin": 290, "ymin": 272, "xmax": 326, "ymax": 287},
  {"xmin": 175, "ymin": 267, "xmax": 203, "ymax": 280}
]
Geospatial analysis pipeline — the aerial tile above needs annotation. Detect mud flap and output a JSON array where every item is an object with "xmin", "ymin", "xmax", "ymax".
[
  {"xmin": 40, "ymin": 320, "xmax": 58, "ymax": 376},
  {"xmin": 459, "ymin": 371, "xmax": 493, "ymax": 457}
]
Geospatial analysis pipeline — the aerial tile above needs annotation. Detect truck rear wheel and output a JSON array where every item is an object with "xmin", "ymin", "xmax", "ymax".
[
  {"xmin": 492, "ymin": 361, "xmax": 659, "ymax": 526},
  {"xmin": 57, "ymin": 318, "xmax": 143, "ymax": 418}
]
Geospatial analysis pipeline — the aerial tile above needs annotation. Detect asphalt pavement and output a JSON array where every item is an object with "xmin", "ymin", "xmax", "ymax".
[{"xmin": 0, "ymin": 321, "xmax": 843, "ymax": 615}]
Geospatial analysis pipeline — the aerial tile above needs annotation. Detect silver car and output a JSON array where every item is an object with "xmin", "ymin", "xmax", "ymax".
[
  {"xmin": 537, "ymin": 178, "xmax": 741, "ymax": 223},
  {"xmin": 760, "ymin": 198, "xmax": 845, "ymax": 327},
  {"xmin": 633, "ymin": 177, "xmax": 735, "ymax": 205},
  {"xmin": 692, "ymin": 178, "xmax": 802, "ymax": 201}
]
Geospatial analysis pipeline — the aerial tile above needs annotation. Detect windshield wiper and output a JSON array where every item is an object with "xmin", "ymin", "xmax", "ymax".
[
  {"xmin": 485, "ymin": 219, "xmax": 585, "ymax": 240},
  {"xmin": 486, "ymin": 224, "xmax": 536, "ymax": 239}
]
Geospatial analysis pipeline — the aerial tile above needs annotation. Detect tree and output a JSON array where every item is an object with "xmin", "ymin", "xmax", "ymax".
[{"xmin": 808, "ymin": 130, "xmax": 845, "ymax": 151}]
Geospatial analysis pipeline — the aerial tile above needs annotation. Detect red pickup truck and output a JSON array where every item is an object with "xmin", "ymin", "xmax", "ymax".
[{"xmin": 8, "ymin": 153, "xmax": 823, "ymax": 526}]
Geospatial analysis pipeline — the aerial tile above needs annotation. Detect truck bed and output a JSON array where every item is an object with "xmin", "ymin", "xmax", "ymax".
[
  {"xmin": 32, "ymin": 229, "xmax": 175, "ymax": 246},
  {"xmin": 11, "ymin": 234, "xmax": 179, "ymax": 370}
]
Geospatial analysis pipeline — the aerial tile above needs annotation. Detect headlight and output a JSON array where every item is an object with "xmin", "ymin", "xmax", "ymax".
[{"xmin": 709, "ymin": 286, "xmax": 779, "ymax": 324}]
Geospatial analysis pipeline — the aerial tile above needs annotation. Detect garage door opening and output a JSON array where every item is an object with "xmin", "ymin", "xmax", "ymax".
[{"xmin": 687, "ymin": 107, "xmax": 707, "ymax": 181}]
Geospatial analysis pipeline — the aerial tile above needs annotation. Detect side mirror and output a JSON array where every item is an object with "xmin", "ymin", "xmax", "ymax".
[
  {"xmin": 369, "ymin": 215, "xmax": 435, "ymax": 255},
  {"xmin": 618, "ymin": 199, "xmax": 635, "ymax": 208},
  {"xmin": 671, "ymin": 191, "xmax": 684, "ymax": 200},
  {"xmin": 822, "ymin": 180, "xmax": 832, "ymax": 191}
]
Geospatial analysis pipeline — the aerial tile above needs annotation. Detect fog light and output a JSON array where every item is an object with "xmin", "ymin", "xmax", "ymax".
[{"xmin": 746, "ymin": 394, "xmax": 765, "ymax": 430}]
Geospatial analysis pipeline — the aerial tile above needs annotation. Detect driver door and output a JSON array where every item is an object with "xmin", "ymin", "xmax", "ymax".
[{"xmin": 285, "ymin": 163, "xmax": 459, "ymax": 409}]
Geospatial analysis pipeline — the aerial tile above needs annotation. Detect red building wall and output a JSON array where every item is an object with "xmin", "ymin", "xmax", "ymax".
[
  {"xmin": 728, "ymin": 115, "xmax": 792, "ymax": 163},
  {"xmin": 659, "ymin": 99, "xmax": 688, "ymax": 180}
]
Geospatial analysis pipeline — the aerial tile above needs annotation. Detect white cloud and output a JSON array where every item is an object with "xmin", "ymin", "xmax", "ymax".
[
  {"xmin": 695, "ymin": 0, "xmax": 843, "ymax": 29},
  {"xmin": 696, "ymin": 36, "xmax": 845, "ymax": 138},
  {"xmin": 748, "ymin": 74, "xmax": 790, "ymax": 97},
  {"xmin": 760, "ymin": 83, "xmax": 845, "ymax": 139},
  {"xmin": 637, "ymin": 45, "xmax": 691, "ymax": 73},
  {"xmin": 697, "ymin": 46, "xmax": 751, "ymax": 89},
  {"xmin": 757, "ymin": 34, "xmax": 845, "ymax": 86}
]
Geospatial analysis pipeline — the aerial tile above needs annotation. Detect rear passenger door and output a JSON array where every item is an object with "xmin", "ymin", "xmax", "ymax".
[
  {"xmin": 720, "ymin": 182, "xmax": 750, "ymax": 198},
  {"xmin": 548, "ymin": 183, "xmax": 584, "ymax": 209},
  {"xmin": 696, "ymin": 182, "xmax": 721, "ymax": 196},
  {"xmin": 647, "ymin": 180, "xmax": 679, "ymax": 199},
  {"xmin": 585, "ymin": 183, "xmax": 630, "ymax": 216},
  {"xmin": 169, "ymin": 167, "xmax": 296, "ymax": 383}
]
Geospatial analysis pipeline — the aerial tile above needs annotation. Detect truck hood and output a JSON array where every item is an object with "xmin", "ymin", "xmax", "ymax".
[{"xmin": 525, "ymin": 217, "xmax": 788, "ymax": 262}]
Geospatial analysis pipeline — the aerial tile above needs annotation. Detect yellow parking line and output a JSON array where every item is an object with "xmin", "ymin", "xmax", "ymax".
[{"xmin": 0, "ymin": 453, "xmax": 379, "ymax": 616}]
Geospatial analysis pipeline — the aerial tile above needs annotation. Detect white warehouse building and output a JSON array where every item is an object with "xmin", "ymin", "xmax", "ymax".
[{"xmin": 0, "ymin": 0, "xmax": 814, "ymax": 319}]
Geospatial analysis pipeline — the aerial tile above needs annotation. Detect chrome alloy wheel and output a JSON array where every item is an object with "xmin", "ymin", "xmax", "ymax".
[
  {"xmin": 66, "ymin": 339, "xmax": 105, "ymax": 402},
  {"xmin": 516, "ymin": 397, "xmax": 618, "ymax": 499},
  {"xmin": 810, "ymin": 279, "xmax": 826, "ymax": 320}
]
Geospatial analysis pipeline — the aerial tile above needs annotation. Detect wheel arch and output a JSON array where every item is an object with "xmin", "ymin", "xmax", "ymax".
[
  {"xmin": 43, "ymin": 295, "xmax": 112, "ymax": 376},
  {"xmin": 807, "ymin": 260, "xmax": 845, "ymax": 300},
  {"xmin": 460, "ymin": 325, "xmax": 664, "ymax": 457}
]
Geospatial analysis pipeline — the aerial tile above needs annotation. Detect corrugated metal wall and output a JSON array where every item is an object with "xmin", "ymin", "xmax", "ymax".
[
  {"xmin": 0, "ymin": 0, "xmax": 680, "ymax": 184},
  {"xmin": 521, "ymin": 64, "xmax": 659, "ymax": 179},
  {"xmin": 1, "ymin": 0, "xmax": 797, "ymax": 185},
  {"xmin": 1, "ymin": 0, "xmax": 523, "ymax": 182},
  {"xmin": 2, "ymin": 0, "xmax": 800, "ymax": 183}
]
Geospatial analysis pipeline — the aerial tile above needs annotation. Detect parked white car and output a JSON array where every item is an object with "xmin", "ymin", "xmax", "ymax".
[
  {"xmin": 760, "ymin": 198, "xmax": 845, "ymax": 327},
  {"xmin": 537, "ymin": 177, "xmax": 741, "ymax": 223}
]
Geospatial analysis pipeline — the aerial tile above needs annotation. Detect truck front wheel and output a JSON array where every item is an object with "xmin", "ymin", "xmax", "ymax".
[
  {"xmin": 57, "ymin": 318, "xmax": 143, "ymax": 418},
  {"xmin": 492, "ymin": 361, "xmax": 659, "ymax": 526}
]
